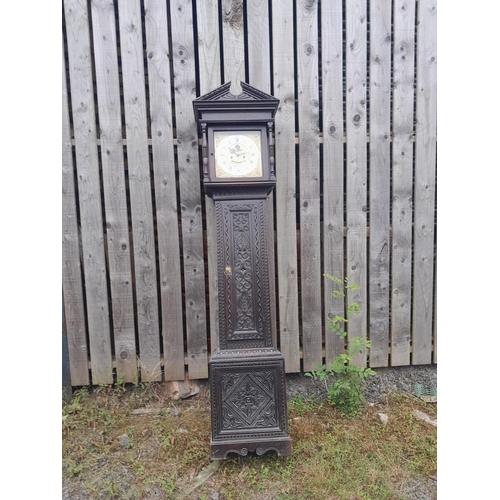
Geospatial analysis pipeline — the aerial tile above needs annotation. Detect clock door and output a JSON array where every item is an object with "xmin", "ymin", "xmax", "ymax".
[{"xmin": 216, "ymin": 197, "xmax": 273, "ymax": 350}]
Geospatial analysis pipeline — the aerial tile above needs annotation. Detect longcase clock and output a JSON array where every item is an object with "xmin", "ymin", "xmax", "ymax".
[{"xmin": 193, "ymin": 82, "xmax": 291, "ymax": 460}]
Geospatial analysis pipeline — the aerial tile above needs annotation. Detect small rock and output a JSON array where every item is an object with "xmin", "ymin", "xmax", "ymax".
[
  {"xmin": 165, "ymin": 375, "xmax": 200, "ymax": 400},
  {"xmin": 210, "ymin": 493, "xmax": 220, "ymax": 500},
  {"xmin": 413, "ymin": 409, "xmax": 437, "ymax": 427},
  {"xmin": 177, "ymin": 428, "xmax": 188, "ymax": 434},
  {"xmin": 118, "ymin": 434, "xmax": 130, "ymax": 448},
  {"xmin": 378, "ymin": 413, "xmax": 389, "ymax": 425}
]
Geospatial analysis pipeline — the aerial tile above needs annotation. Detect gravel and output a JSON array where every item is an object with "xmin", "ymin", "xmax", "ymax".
[{"xmin": 286, "ymin": 364, "xmax": 437, "ymax": 403}]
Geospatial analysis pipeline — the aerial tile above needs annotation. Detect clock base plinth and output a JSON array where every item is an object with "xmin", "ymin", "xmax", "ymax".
[
  {"xmin": 209, "ymin": 348, "xmax": 291, "ymax": 460},
  {"xmin": 210, "ymin": 436, "xmax": 292, "ymax": 461}
]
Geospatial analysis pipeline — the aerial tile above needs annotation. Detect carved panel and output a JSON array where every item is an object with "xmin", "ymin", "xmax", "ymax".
[
  {"xmin": 209, "ymin": 355, "xmax": 289, "ymax": 443},
  {"xmin": 221, "ymin": 371, "xmax": 277, "ymax": 430},
  {"xmin": 216, "ymin": 197, "xmax": 272, "ymax": 349}
]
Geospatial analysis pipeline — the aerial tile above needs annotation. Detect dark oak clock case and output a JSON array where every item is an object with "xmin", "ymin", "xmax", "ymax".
[{"xmin": 193, "ymin": 82, "xmax": 291, "ymax": 460}]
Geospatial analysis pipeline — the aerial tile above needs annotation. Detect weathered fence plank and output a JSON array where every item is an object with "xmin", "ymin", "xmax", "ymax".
[
  {"xmin": 391, "ymin": 0, "xmax": 415, "ymax": 366},
  {"xmin": 221, "ymin": 0, "xmax": 245, "ymax": 94},
  {"xmin": 368, "ymin": 0, "xmax": 392, "ymax": 367},
  {"xmin": 62, "ymin": 39, "xmax": 89, "ymax": 387},
  {"xmin": 195, "ymin": 0, "xmax": 221, "ymax": 353},
  {"xmin": 118, "ymin": 0, "xmax": 161, "ymax": 381},
  {"xmin": 64, "ymin": 0, "xmax": 113, "ymax": 385},
  {"xmin": 321, "ymin": 0, "xmax": 345, "ymax": 365},
  {"xmin": 245, "ymin": 0, "xmax": 277, "ymax": 348},
  {"xmin": 345, "ymin": 0, "xmax": 368, "ymax": 366},
  {"xmin": 413, "ymin": 0, "xmax": 437, "ymax": 365},
  {"xmin": 170, "ymin": 0, "xmax": 208, "ymax": 379},
  {"xmin": 91, "ymin": 0, "xmax": 138, "ymax": 383},
  {"xmin": 144, "ymin": 0, "xmax": 185, "ymax": 381},
  {"xmin": 296, "ymin": 0, "xmax": 322, "ymax": 372},
  {"xmin": 272, "ymin": 0, "xmax": 300, "ymax": 373},
  {"xmin": 247, "ymin": 0, "xmax": 271, "ymax": 89}
]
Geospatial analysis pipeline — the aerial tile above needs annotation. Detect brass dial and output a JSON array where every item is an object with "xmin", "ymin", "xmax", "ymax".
[{"xmin": 214, "ymin": 131, "xmax": 262, "ymax": 178}]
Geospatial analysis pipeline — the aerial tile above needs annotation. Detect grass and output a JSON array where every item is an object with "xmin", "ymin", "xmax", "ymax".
[{"xmin": 62, "ymin": 383, "xmax": 436, "ymax": 500}]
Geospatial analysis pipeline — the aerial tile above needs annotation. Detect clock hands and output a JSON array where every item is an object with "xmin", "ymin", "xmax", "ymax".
[{"xmin": 229, "ymin": 144, "xmax": 247, "ymax": 163}]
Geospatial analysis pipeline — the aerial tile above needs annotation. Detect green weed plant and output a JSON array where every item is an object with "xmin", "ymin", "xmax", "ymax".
[{"xmin": 306, "ymin": 274, "xmax": 375, "ymax": 415}]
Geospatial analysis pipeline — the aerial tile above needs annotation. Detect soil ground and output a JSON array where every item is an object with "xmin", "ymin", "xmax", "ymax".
[{"xmin": 62, "ymin": 365, "xmax": 437, "ymax": 499}]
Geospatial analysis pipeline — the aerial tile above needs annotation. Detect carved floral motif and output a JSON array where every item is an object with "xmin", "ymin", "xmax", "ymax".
[{"xmin": 221, "ymin": 371, "xmax": 277, "ymax": 430}]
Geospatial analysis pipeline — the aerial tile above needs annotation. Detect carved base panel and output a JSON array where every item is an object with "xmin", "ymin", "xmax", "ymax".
[{"xmin": 209, "ymin": 348, "xmax": 291, "ymax": 460}]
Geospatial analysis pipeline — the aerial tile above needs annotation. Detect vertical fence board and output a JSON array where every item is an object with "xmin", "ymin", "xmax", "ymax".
[
  {"xmin": 196, "ymin": 0, "xmax": 221, "ymax": 353},
  {"xmin": 118, "ymin": 0, "xmax": 161, "ymax": 381},
  {"xmin": 221, "ymin": 0, "xmax": 245, "ymax": 94},
  {"xmin": 345, "ymin": 0, "xmax": 368, "ymax": 366},
  {"xmin": 246, "ymin": 0, "xmax": 277, "ymax": 348},
  {"xmin": 412, "ymin": 0, "xmax": 436, "ymax": 365},
  {"xmin": 62, "ymin": 40, "xmax": 90, "ymax": 387},
  {"xmin": 272, "ymin": 0, "xmax": 300, "ymax": 372},
  {"xmin": 368, "ymin": 0, "xmax": 391, "ymax": 367},
  {"xmin": 170, "ymin": 0, "xmax": 208, "ymax": 379},
  {"xmin": 296, "ymin": 0, "xmax": 322, "ymax": 372},
  {"xmin": 144, "ymin": 0, "xmax": 185, "ymax": 381},
  {"xmin": 64, "ymin": 0, "xmax": 113, "ymax": 384},
  {"xmin": 391, "ymin": 0, "xmax": 415, "ymax": 366},
  {"xmin": 247, "ymin": 0, "xmax": 271, "ymax": 89},
  {"xmin": 321, "ymin": 0, "xmax": 345, "ymax": 365},
  {"xmin": 91, "ymin": 0, "xmax": 138, "ymax": 383}
]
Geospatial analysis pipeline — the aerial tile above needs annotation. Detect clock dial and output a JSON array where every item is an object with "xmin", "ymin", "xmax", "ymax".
[{"xmin": 214, "ymin": 131, "xmax": 262, "ymax": 178}]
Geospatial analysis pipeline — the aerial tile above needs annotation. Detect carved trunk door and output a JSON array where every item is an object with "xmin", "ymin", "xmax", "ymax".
[{"xmin": 216, "ymin": 197, "xmax": 272, "ymax": 350}]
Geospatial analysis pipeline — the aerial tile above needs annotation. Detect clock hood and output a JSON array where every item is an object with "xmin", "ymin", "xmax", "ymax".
[{"xmin": 193, "ymin": 82, "xmax": 279, "ymax": 123}]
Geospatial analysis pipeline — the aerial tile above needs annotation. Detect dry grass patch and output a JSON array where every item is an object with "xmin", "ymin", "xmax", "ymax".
[{"xmin": 63, "ymin": 384, "xmax": 436, "ymax": 500}]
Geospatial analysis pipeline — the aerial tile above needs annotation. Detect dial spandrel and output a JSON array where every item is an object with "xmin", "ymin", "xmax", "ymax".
[{"xmin": 214, "ymin": 132, "xmax": 262, "ymax": 178}]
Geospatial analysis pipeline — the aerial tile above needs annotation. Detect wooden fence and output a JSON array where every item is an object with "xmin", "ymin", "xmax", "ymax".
[{"xmin": 62, "ymin": 0, "xmax": 437, "ymax": 386}]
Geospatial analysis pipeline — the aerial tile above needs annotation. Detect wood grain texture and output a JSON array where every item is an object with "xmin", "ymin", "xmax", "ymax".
[
  {"xmin": 296, "ymin": 0, "xmax": 322, "ymax": 372},
  {"xmin": 170, "ymin": 0, "xmax": 208, "ymax": 379},
  {"xmin": 412, "ymin": 0, "xmax": 436, "ymax": 365},
  {"xmin": 345, "ymin": 0, "xmax": 368, "ymax": 367},
  {"xmin": 118, "ymin": 0, "xmax": 161, "ymax": 381},
  {"xmin": 64, "ymin": 0, "xmax": 113, "ymax": 384},
  {"xmin": 272, "ymin": 0, "xmax": 300, "ymax": 373},
  {"xmin": 144, "ymin": 0, "xmax": 185, "ymax": 381},
  {"xmin": 245, "ymin": 0, "xmax": 277, "ymax": 348},
  {"xmin": 368, "ymin": 0, "xmax": 391, "ymax": 367},
  {"xmin": 62, "ymin": 39, "xmax": 89, "ymax": 386},
  {"xmin": 221, "ymin": 0, "xmax": 245, "ymax": 94},
  {"xmin": 91, "ymin": 0, "xmax": 138, "ymax": 383},
  {"xmin": 196, "ymin": 0, "xmax": 221, "ymax": 352},
  {"xmin": 321, "ymin": 0, "xmax": 345, "ymax": 365},
  {"xmin": 246, "ymin": 0, "xmax": 270, "ymax": 89},
  {"xmin": 391, "ymin": 0, "xmax": 415, "ymax": 366}
]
